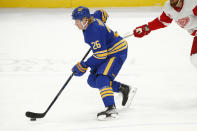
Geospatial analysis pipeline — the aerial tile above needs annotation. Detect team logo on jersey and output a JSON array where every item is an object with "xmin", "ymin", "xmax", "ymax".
[{"xmin": 176, "ymin": 17, "xmax": 190, "ymax": 28}]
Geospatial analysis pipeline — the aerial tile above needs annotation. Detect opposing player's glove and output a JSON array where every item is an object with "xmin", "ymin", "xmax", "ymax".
[
  {"xmin": 72, "ymin": 61, "xmax": 88, "ymax": 76},
  {"xmin": 191, "ymin": 30, "xmax": 197, "ymax": 36},
  {"xmin": 193, "ymin": 6, "xmax": 197, "ymax": 16},
  {"xmin": 133, "ymin": 24, "xmax": 151, "ymax": 38}
]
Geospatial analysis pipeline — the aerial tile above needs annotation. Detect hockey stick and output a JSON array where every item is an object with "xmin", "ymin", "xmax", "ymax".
[
  {"xmin": 123, "ymin": 32, "xmax": 133, "ymax": 39},
  {"xmin": 25, "ymin": 48, "xmax": 91, "ymax": 120},
  {"xmin": 25, "ymin": 33, "xmax": 133, "ymax": 120}
]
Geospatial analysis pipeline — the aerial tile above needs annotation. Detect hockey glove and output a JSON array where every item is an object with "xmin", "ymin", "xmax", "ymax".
[
  {"xmin": 72, "ymin": 61, "xmax": 88, "ymax": 76},
  {"xmin": 193, "ymin": 6, "xmax": 197, "ymax": 16},
  {"xmin": 133, "ymin": 24, "xmax": 151, "ymax": 38},
  {"xmin": 191, "ymin": 30, "xmax": 197, "ymax": 36}
]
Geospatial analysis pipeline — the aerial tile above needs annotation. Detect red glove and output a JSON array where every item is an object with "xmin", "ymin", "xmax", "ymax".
[
  {"xmin": 193, "ymin": 6, "xmax": 197, "ymax": 16},
  {"xmin": 133, "ymin": 24, "xmax": 151, "ymax": 38},
  {"xmin": 191, "ymin": 30, "xmax": 197, "ymax": 36}
]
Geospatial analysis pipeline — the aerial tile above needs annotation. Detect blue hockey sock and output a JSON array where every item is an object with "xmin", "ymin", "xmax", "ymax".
[
  {"xmin": 110, "ymin": 81, "xmax": 121, "ymax": 93},
  {"xmin": 96, "ymin": 75, "xmax": 115, "ymax": 107},
  {"xmin": 99, "ymin": 86, "xmax": 115, "ymax": 107}
]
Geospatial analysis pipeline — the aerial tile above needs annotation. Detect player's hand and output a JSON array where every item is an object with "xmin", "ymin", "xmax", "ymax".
[
  {"xmin": 133, "ymin": 24, "xmax": 151, "ymax": 38},
  {"xmin": 193, "ymin": 6, "xmax": 197, "ymax": 16},
  {"xmin": 72, "ymin": 61, "xmax": 88, "ymax": 76},
  {"xmin": 191, "ymin": 30, "xmax": 197, "ymax": 36}
]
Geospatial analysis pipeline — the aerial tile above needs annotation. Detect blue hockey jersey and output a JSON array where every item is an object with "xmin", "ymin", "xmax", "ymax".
[
  {"xmin": 92, "ymin": 9, "xmax": 108, "ymax": 23},
  {"xmin": 83, "ymin": 18, "xmax": 128, "ymax": 69}
]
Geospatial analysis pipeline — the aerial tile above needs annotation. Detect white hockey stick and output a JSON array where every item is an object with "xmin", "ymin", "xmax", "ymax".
[{"xmin": 123, "ymin": 32, "xmax": 133, "ymax": 39}]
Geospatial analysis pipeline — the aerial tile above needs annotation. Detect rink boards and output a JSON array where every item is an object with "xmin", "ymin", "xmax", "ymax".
[{"xmin": 0, "ymin": 0, "xmax": 167, "ymax": 8}]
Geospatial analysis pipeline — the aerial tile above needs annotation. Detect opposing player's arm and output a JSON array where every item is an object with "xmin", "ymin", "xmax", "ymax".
[
  {"xmin": 190, "ymin": 5, "xmax": 197, "ymax": 36},
  {"xmin": 134, "ymin": 11, "xmax": 173, "ymax": 38},
  {"xmin": 148, "ymin": 11, "xmax": 173, "ymax": 31},
  {"xmin": 193, "ymin": 6, "xmax": 197, "ymax": 16}
]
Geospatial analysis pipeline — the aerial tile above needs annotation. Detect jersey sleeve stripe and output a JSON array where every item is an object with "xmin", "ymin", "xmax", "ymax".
[{"xmin": 92, "ymin": 39, "xmax": 128, "ymax": 59}]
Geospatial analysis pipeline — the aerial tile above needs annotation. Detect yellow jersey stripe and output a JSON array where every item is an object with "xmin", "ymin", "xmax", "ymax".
[
  {"xmin": 108, "ymin": 39, "xmax": 127, "ymax": 52},
  {"xmin": 92, "ymin": 39, "xmax": 127, "ymax": 60},
  {"xmin": 114, "ymin": 31, "xmax": 119, "ymax": 37},
  {"xmin": 76, "ymin": 62, "xmax": 87, "ymax": 73},
  {"xmin": 110, "ymin": 41, "xmax": 127, "ymax": 52},
  {"xmin": 101, "ymin": 94, "xmax": 114, "ymax": 99},
  {"xmin": 100, "ymin": 87, "xmax": 112, "ymax": 92},
  {"xmin": 100, "ymin": 9, "xmax": 108, "ymax": 23},
  {"xmin": 78, "ymin": 62, "xmax": 87, "ymax": 71},
  {"xmin": 93, "ymin": 50, "xmax": 108, "ymax": 59},
  {"xmin": 103, "ymin": 57, "xmax": 115, "ymax": 75},
  {"xmin": 93, "ymin": 52, "xmax": 108, "ymax": 57},
  {"xmin": 108, "ymin": 39, "xmax": 125, "ymax": 52},
  {"xmin": 76, "ymin": 64, "xmax": 85, "ymax": 73},
  {"xmin": 100, "ymin": 89, "xmax": 113, "ymax": 94},
  {"xmin": 93, "ymin": 54, "xmax": 107, "ymax": 59},
  {"xmin": 112, "ymin": 73, "xmax": 116, "ymax": 77},
  {"xmin": 94, "ymin": 49, "xmax": 108, "ymax": 54},
  {"xmin": 108, "ymin": 44, "xmax": 128, "ymax": 55},
  {"xmin": 100, "ymin": 90, "xmax": 114, "ymax": 96}
]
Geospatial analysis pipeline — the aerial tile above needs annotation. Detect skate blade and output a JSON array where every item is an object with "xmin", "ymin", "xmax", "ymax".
[
  {"xmin": 97, "ymin": 114, "xmax": 119, "ymax": 121},
  {"xmin": 125, "ymin": 86, "xmax": 137, "ymax": 108}
]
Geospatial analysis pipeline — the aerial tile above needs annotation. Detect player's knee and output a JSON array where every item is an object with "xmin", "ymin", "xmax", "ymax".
[
  {"xmin": 87, "ymin": 74, "xmax": 97, "ymax": 88},
  {"xmin": 191, "ymin": 53, "xmax": 197, "ymax": 69},
  {"xmin": 96, "ymin": 75, "xmax": 110, "ymax": 89}
]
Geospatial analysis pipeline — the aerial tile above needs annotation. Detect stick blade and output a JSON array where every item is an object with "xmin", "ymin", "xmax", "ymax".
[{"xmin": 25, "ymin": 111, "xmax": 45, "ymax": 118}]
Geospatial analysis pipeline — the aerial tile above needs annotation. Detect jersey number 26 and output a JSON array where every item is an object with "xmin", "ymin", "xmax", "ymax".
[{"xmin": 91, "ymin": 40, "xmax": 101, "ymax": 50}]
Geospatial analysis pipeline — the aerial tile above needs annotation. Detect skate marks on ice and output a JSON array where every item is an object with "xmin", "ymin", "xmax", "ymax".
[
  {"xmin": 0, "ymin": 57, "xmax": 137, "ymax": 73},
  {"xmin": 0, "ymin": 58, "xmax": 69, "ymax": 72},
  {"xmin": 69, "ymin": 122, "xmax": 197, "ymax": 131}
]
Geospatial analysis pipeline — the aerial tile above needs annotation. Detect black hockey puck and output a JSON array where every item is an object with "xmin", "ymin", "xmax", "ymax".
[{"xmin": 30, "ymin": 118, "xmax": 36, "ymax": 121}]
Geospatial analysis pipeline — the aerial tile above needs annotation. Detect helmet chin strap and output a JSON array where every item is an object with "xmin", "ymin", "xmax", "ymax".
[{"xmin": 81, "ymin": 20, "xmax": 88, "ymax": 30}]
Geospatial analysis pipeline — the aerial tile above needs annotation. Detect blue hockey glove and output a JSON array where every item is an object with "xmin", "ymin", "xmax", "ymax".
[{"xmin": 72, "ymin": 61, "xmax": 88, "ymax": 76}]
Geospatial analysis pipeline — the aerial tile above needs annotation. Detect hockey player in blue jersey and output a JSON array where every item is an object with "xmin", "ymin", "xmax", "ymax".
[
  {"xmin": 71, "ymin": 6, "xmax": 136, "ymax": 120},
  {"xmin": 91, "ymin": 9, "xmax": 109, "ymax": 23}
]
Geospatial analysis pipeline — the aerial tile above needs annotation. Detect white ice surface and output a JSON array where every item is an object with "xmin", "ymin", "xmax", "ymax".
[{"xmin": 0, "ymin": 7, "xmax": 197, "ymax": 131}]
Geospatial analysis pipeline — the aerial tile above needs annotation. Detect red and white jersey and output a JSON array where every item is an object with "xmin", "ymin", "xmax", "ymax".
[{"xmin": 148, "ymin": 0, "xmax": 197, "ymax": 36}]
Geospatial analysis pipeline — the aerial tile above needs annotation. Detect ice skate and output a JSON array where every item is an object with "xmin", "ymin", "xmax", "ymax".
[
  {"xmin": 119, "ymin": 83, "xmax": 137, "ymax": 107},
  {"xmin": 97, "ymin": 104, "xmax": 118, "ymax": 121}
]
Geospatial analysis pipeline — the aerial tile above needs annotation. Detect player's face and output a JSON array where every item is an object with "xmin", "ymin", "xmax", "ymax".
[
  {"xmin": 74, "ymin": 18, "xmax": 88, "ymax": 30},
  {"xmin": 170, "ymin": 0, "xmax": 179, "ymax": 7},
  {"xmin": 74, "ymin": 19, "xmax": 83, "ymax": 30}
]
